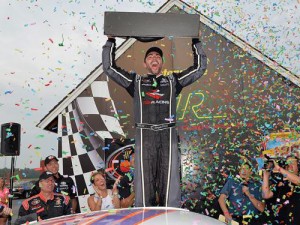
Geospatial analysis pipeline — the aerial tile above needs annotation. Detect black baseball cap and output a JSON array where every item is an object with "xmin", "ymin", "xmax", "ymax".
[
  {"xmin": 144, "ymin": 47, "xmax": 163, "ymax": 61},
  {"xmin": 44, "ymin": 155, "xmax": 59, "ymax": 166},
  {"xmin": 38, "ymin": 171, "xmax": 54, "ymax": 182}
]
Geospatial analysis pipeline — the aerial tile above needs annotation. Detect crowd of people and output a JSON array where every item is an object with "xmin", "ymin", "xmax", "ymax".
[
  {"xmin": 0, "ymin": 39, "xmax": 299, "ymax": 224},
  {"xmin": 0, "ymin": 154, "xmax": 136, "ymax": 224},
  {"xmin": 0, "ymin": 152, "xmax": 299, "ymax": 224},
  {"xmin": 217, "ymin": 155, "xmax": 300, "ymax": 225}
]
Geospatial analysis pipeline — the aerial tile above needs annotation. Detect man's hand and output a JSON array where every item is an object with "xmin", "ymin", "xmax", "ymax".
[
  {"xmin": 107, "ymin": 35, "xmax": 115, "ymax": 39},
  {"xmin": 113, "ymin": 176, "xmax": 121, "ymax": 191},
  {"xmin": 272, "ymin": 160, "xmax": 281, "ymax": 172},
  {"xmin": 224, "ymin": 211, "xmax": 232, "ymax": 222},
  {"xmin": 262, "ymin": 167, "xmax": 271, "ymax": 177},
  {"xmin": 198, "ymin": 30, "xmax": 202, "ymax": 37},
  {"xmin": 93, "ymin": 184, "xmax": 101, "ymax": 196},
  {"xmin": 242, "ymin": 185, "xmax": 251, "ymax": 197}
]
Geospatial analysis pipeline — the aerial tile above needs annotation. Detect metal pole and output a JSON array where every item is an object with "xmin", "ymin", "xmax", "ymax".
[{"xmin": 8, "ymin": 156, "xmax": 15, "ymax": 224}]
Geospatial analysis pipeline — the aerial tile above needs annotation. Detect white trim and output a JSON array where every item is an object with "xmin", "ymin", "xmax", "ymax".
[
  {"xmin": 165, "ymin": 77, "xmax": 173, "ymax": 207},
  {"xmin": 138, "ymin": 77, "xmax": 146, "ymax": 207},
  {"xmin": 138, "ymin": 76, "xmax": 142, "ymax": 126},
  {"xmin": 136, "ymin": 122, "xmax": 175, "ymax": 126},
  {"xmin": 57, "ymin": 113, "xmax": 63, "ymax": 137},
  {"xmin": 64, "ymin": 109, "xmax": 72, "ymax": 136},
  {"xmin": 178, "ymin": 45, "xmax": 200, "ymax": 81},
  {"xmin": 140, "ymin": 128, "xmax": 145, "ymax": 207},
  {"xmin": 109, "ymin": 43, "xmax": 132, "ymax": 83}
]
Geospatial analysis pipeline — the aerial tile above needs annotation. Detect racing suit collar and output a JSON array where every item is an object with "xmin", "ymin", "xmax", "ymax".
[
  {"xmin": 39, "ymin": 192, "xmax": 55, "ymax": 202},
  {"xmin": 50, "ymin": 172, "xmax": 63, "ymax": 184},
  {"xmin": 147, "ymin": 73, "xmax": 163, "ymax": 78}
]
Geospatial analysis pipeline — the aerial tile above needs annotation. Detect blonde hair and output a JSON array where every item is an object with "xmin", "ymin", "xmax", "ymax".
[{"xmin": 90, "ymin": 169, "xmax": 106, "ymax": 184}]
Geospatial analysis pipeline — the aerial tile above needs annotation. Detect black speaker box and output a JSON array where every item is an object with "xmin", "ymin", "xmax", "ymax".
[
  {"xmin": 1, "ymin": 123, "xmax": 21, "ymax": 156},
  {"xmin": 104, "ymin": 12, "xmax": 200, "ymax": 38}
]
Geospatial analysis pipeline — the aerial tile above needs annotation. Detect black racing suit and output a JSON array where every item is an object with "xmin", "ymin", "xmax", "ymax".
[
  {"xmin": 18, "ymin": 192, "xmax": 71, "ymax": 220},
  {"xmin": 102, "ymin": 38, "xmax": 207, "ymax": 207}
]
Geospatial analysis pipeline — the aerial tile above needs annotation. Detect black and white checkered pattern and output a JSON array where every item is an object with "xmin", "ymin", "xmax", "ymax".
[{"xmin": 57, "ymin": 75, "xmax": 126, "ymax": 213}]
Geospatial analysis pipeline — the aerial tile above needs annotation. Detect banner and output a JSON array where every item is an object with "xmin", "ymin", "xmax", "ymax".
[
  {"xmin": 263, "ymin": 132, "xmax": 300, "ymax": 158},
  {"xmin": 104, "ymin": 138, "xmax": 135, "ymax": 188}
]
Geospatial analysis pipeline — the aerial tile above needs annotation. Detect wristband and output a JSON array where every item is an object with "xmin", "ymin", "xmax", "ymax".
[{"xmin": 224, "ymin": 211, "xmax": 229, "ymax": 215}]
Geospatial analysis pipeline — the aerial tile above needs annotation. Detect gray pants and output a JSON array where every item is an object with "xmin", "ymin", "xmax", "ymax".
[{"xmin": 134, "ymin": 127, "xmax": 181, "ymax": 207}]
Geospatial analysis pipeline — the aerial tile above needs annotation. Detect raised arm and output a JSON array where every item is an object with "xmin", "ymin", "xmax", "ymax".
[
  {"xmin": 102, "ymin": 37, "xmax": 135, "ymax": 91},
  {"xmin": 278, "ymin": 167, "xmax": 300, "ymax": 185},
  {"xmin": 175, "ymin": 38, "xmax": 207, "ymax": 87},
  {"xmin": 274, "ymin": 160, "xmax": 300, "ymax": 186},
  {"xmin": 262, "ymin": 170, "xmax": 273, "ymax": 199},
  {"xmin": 87, "ymin": 195, "xmax": 102, "ymax": 211}
]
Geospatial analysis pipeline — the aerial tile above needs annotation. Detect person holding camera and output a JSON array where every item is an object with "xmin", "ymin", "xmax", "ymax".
[{"xmin": 262, "ymin": 156, "xmax": 300, "ymax": 225}]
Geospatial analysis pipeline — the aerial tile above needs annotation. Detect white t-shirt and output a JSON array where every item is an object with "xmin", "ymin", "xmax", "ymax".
[{"xmin": 94, "ymin": 189, "xmax": 115, "ymax": 210}]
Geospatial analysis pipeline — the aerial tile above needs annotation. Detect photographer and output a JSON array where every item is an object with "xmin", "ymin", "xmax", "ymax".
[{"xmin": 262, "ymin": 156, "xmax": 300, "ymax": 225}]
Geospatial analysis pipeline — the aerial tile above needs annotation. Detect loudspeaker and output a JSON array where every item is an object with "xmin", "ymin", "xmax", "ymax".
[{"xmin": 1, "ymin": 123, "xmax": 21, "ymax": 156}]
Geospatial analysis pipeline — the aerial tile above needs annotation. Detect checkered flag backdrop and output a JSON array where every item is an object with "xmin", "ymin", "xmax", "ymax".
[{"xmin": 57, "ymin": 75, "xmax": 126, "ymax": 212}]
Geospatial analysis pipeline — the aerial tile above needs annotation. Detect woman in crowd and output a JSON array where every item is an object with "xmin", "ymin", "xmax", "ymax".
[
  {"xmin": 0, "ymin": 177, "xmax": 9, "ymax": 225},
  {"xmin": 87, "ymin": 170, "xmax": 120, "ymax": 211}
]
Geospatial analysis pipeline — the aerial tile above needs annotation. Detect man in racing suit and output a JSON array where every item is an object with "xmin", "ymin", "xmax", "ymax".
[
  {"xmin": 30, "ymin": 155, "xmax": 77, "ymax": 213},
  {"xmin": 18, "ymin": 172, "xmax": 71, "ymax": 222},
  {"xmin": 102, "ymin": 36, "xmax": 207, "ymax": 207}
]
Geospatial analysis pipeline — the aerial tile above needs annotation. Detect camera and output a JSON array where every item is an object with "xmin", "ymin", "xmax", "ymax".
[
  {"xmin": 263, "ymin": 155, "xmax": 288, "ymax": 182},
  {"xmin": 263, "ymin": 155, "xmax": 287, "ymax": 171}
]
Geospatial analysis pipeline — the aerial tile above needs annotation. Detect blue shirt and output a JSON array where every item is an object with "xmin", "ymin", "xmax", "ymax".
[{"xmin": 220, "ymin": 177, "xmax": 263, "ymax": 216}]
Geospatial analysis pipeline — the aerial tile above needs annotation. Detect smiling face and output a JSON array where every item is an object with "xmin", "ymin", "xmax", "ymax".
[
  {"xmin": 239, "ymin": 164, "xmax": 252, "ymax": 181},
  {"xmin": 144, "ymin": 51, "xmax": 163, "ymax": 76},
  {"xmin": 39, "ymin": 176, "xmax": 55, "ymax": 193},
  {"xmin": 93, "ymin": 173, "xmax": 107, "ymax": 191},
  {"xmin": 45, "ymin": 159, "xmax": 59, "ymax": 175}
]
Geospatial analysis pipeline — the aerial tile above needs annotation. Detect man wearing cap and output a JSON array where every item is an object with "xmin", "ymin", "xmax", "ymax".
[
  {"xmin": 102, "ymin": 35, "xmax": 207, "ymax": 207},
  {"xmin": 18, "ymin": 171, "xmax": 71, "ymax": 221},
  {"xmin": 30, "ymin": 155, "xmax": 77, "ymax": 213}
]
